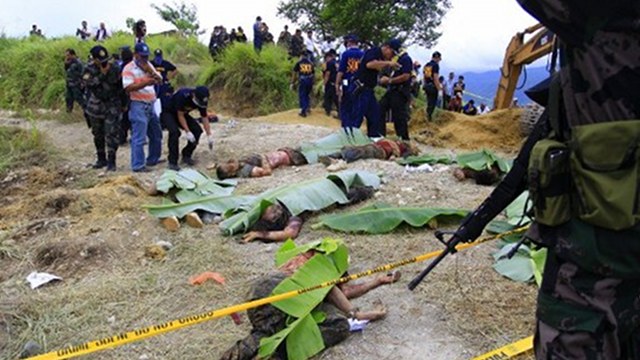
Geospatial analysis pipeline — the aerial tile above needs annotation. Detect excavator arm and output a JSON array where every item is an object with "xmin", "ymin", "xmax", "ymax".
[{"xmin": 493, "ymin": 24, "xmax": 555, "ymax": 109}]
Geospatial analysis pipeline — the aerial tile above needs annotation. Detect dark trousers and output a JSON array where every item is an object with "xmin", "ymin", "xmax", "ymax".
[
  {"xmin": 424, "ymin": 84, "xmax": 438, "ymax": 121},
  {"xmin": 323, "ymin": 83, "xmax": 338, "ymax": 115},
  {"xmin": 353, "ymin": 88, "xmax": 383, "ymax": 138},
  {"xmin": 65, "ymin": 85, "xmax": 85, "ymax": 112},
  {"xmin": 119, "ymin": 110, "xmax": 130, "ymax": 144},
  {"xmin": 298, "ymin": 77, "xmax": 313, "ymax": 114},
  {"xmin": 161, "ymin": 111, "xmax": 203, "ymax": 165},
  {"xmin": 379, "ymin": 89, "xmax": 410, "ymax": 140}
]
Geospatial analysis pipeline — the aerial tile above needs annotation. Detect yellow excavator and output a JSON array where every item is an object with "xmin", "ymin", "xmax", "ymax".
[{"xmin": 493, "ymin": 23, "xmax": 555, "ymax": 110}]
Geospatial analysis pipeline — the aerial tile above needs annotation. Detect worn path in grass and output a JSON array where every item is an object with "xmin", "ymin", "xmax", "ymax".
[{"xmin": 0, "ymin": 109, "xmax": 535, "ymax": 360}]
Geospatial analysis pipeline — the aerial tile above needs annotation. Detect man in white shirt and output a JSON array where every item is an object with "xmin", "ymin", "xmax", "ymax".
[{"xmin": 304, "ymin": 30, "xmax": 318, "ymax": 62}]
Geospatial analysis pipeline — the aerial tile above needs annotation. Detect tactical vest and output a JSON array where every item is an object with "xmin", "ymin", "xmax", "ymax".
[{"xmin": 528, "ymin": 77, "xmax": 640, "ymax": 230}]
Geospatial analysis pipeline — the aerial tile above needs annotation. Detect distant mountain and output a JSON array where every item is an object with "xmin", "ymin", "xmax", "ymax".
[{"xmin": 457, "ymin": 66, "xmax": 551, "ymax": 107}]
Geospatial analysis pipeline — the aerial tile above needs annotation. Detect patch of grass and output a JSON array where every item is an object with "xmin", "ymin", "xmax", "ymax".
[
  {"xmin": 0, "ymin": 33, "xmax": 210, "ymax": 111},
  {"xmin": 198, "ymin": 43, "xmax": 298, "ymax": 116},
  {"xmin": 0, "ymin": 125, "xmax": 48, "ymax": 175}
]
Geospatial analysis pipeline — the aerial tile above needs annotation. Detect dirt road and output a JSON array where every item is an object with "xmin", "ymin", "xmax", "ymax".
[{"xmin": 0, "ymin": 110, "xmax": 535, "ymax": 360}]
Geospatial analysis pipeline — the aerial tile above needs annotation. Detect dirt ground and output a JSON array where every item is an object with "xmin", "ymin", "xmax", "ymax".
[{"xmin": 0, "ymin": 108, "xmax": 536, "ymax": 360}]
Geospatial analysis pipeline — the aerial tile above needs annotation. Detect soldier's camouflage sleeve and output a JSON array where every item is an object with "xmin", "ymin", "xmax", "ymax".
[{"xmin": 517, "ymin": 0, "xmax": 640, "ymax": 126}]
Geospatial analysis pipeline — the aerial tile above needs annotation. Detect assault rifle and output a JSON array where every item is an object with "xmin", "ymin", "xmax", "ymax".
[{"xmin": 408, "ymin": 107, "xmax": 552, "ymax": 290}]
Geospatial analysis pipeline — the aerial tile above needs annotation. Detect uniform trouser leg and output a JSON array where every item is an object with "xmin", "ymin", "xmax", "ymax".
[
  {"xmin": 323, "ymin": 83, "xmax": 336, "ymax": 114},
  {"xmin": 340, "ymin": 87, "xmax": 358, "ymax": 130},
  {"xmin": 66, "ymin": 86, "xmax": 75, "ymax": 112},
  {"xmin": 390, "ymin": 90, "xmax": 410, "ymax": 140},
  {"xmin": 425, "ymin": 85, "xmax": 438, "ymax": 121},
  {"xmin": 119, "ymin": 109, "xmax": 130, "ymax": 144},
  {"xmin": 299, "ymin": 78, "xmax": 312, "ymax": 114},
  {"xmin": 534, "ymin": 252, "xmax": 640, "ymax": 360},
  {"xmin": 146, "ymin": 106, "xmax": 163, "ymax": 165},
  {"xmin": 378, "ymin": 92, "xmax": 392, "ymax": 137},
  {"xmin": 89, "ymin": 116, "xmax": 107, "ymax": 166},
  {"xmin": 162, "ymin": 112, "xmax": 181, "ymax": 166},
  {"xmin": 361, "ymin": 89, "xmax": 382, "ymax": 138},
  {"xmin": 181, "ymin": 115, "xmax": 203, "ymax": 159}
]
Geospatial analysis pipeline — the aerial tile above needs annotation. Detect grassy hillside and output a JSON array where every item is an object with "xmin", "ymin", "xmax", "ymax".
[
  {"xmin": 0, "ymin": 33, "xmax": 210, "ymax": 110},
  {"xmin": 198, "ymin": 43, "xmax": 299, "ymax": 115}
]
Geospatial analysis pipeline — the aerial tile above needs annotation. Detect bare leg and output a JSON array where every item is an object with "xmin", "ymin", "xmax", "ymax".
[
  {"xmin": 340, "ymin": 272, "xmax": 401, "ymax": 299},
  {"xmin": 326, "ymin": 286, "xmax": 386, "ymax": 321}
]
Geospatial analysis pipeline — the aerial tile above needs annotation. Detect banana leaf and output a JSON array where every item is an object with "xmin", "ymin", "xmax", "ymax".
[
  {"xmin": 220, "ymin": 171, "xmax": 380, "ymax": 235},
  {"xmin": 155, "ymin": 169, "xmax": 237, "ymax": 203},
  {"xmin": 143, "ymin": 194, "xmax": 256, "ymax": 219},
  {"xmin": 299, "ymin": 128, "xmax": 372, "ymax": 164},
  {"xmin": 312, "ymin": 203, "xmax": 468, "ymax": 234},
  {"xmin": 396, "ymin": 154, "xmax": 455, "ymax": 166},
  {"xmin": 492, "ymin": 242, "xmax": 547, "ymax": 286},
  {"xmin": 259, "ymin": 239, "xmax": 349, "ymax": 360},
  {"xmin": 456, "ymin": 149, "xmax": 511, "ymax": 173}
]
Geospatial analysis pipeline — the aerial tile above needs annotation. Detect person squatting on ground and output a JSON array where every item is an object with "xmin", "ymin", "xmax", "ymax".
[
  {"xmin": 336, "ymin": 35, "xmax": 364, "ymax": 131},
  {"xmin": 423, "ymin": 51, "xmax": 442, "ymax": 122},
  {"xmin": 319, "ymin": 138, "xmax": 419, "ymax": 166},
  {"xmin": 378, "ymin": 39, "xmax": 414, "ymax": 140},
  {"xmin": 216, "ymin": 147, "xmax": 307, "ymax": 179},
  {"xmin": 122, "ymin": 42, "xmax": 163, "ymax": 172},
  {"xmin": 349, "ymin": 40, "xmax": 402, "ymax": 138},
  {"xmin": 64, "ymin": 49, "xmax": 86, "ymax": 119},
  {"xmin": 83, "ymin": 45, "xmax": 124, "ymax": 171},
  {"xmin": 512, "ymin": 0, "xmax": 640, "ymax": 358},
  {"xmin": 161, "ymin": 86, "xmax": 215, "ymax": 170},
  {"xmin": 219, "ymin": 247, "xmax": 399, "ymax": 360},
  {"xmin": 322, "ymin": 50, "xmax": 339, "ymax": 117},
  {"xmin": 292, "ymin": 52, "xmax": 315, "ymax": 117}
]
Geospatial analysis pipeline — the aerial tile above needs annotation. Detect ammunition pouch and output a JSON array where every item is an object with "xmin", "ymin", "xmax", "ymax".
[
  {"xmin": 569, "ymin": 120, "xmax": 640, "ymax": 230},
  {"xmin": 529, "ymin": 120, "xmax": 640, "ymax": 230},
  {"xmin": 528, "ymin": 139, "xmax": 572, "ymax": 226}
]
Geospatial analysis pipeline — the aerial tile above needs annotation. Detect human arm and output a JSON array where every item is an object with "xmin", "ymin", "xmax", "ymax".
[
  {"xmin": 242, "ymin": 216, "xmax": 303, "ymax": 243},
  {"xmin": 335, "ymin": 71, "xmax": 344, "ymax": 98}
]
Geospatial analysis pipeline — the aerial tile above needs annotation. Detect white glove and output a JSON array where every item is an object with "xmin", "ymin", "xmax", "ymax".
[
  {"xmin": 438, "ymin": 90, "xmax": 443, "ymax": 99},
  {"xmin": 185, "ymin": 131, "xmax": 196, "ymax": 143},
  {"xmin": 207, "ymin": 135, "xmax": 214, "ymax": 150}
]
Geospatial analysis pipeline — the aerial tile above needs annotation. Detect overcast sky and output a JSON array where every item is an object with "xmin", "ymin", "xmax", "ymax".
[{"xmin": 0, "ymin": 0, "xmax": 541, "ymax": 72}]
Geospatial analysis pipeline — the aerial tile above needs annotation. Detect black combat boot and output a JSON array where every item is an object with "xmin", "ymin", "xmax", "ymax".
[
  {"xmin": 92, "ymin": 151, "xmax": 107, "ymax": 169},
  {"xmin": 106, "ymin": 151, "xmax": 116, "ymax": 172}
]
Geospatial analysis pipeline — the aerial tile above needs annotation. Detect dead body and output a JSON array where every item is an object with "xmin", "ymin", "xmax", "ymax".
[
  {"xmin": 452, "ymin": 165, "xmax": 503, "ymax": 186},
  {"xmin": 319, "ymin": 139, "xmax": 419, "ymax": 166},
  {"xmin": 216, "ymin": 147, "xmax": 307, "ymax": 179},
  {"xmin": 219, "ymin": 250, "xmax": 400, "ymax": 360},
  {"xmin": 242, "ymin": 185, "xmax": 375, "ymax": 243}
]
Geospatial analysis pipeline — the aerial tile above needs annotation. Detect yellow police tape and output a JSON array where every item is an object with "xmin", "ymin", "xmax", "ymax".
[
  {"xmin": 27, "ymin": 226, "xmax": 529, "ymax": 360},
  {"xmin": 472, "ymin": 336, "xmax": 534, "ymax": 360}
]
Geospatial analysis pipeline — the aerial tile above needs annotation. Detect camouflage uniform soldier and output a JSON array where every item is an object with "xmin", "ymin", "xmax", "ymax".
[
  {"xmin": 84, "ymin": 46, "xmax": 123, "ymax": 171},
  {"xmin": 64, "ymin": 49, "xmax": 85, "ymax": 114},
  {"xmin": 515, "ymin": 1, "xmax": 640, "ymax": 358}
]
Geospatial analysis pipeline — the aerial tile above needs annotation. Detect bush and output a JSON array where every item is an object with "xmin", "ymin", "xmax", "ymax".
[
  {"xmin": 0, "ymin": 125, "xmax": 47, "ymax": 174},
  {"xmin": 198, "ymin": 43, "xmax": 298, "ymax": 115},
  {"xmin": 0, "ymin": 33, "xmax": 210, "ymax": 110}
]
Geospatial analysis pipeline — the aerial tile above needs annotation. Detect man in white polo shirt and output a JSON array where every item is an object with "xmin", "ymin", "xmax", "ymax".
[{"xmin": 122, "ymin": 42, "xmax": 163, "ymax": 172}]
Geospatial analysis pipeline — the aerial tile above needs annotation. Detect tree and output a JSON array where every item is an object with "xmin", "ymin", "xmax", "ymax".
[
  {"xmin": 277, "ymin": 0, "xmax": 451, "ymax": 47},
  {"xmin": 126, "ymin": 17, "xmax": 136, "ymax": 31},
  {"xmin": 151, "ymin": 1, "xmax": 205, "ymax": 36}
]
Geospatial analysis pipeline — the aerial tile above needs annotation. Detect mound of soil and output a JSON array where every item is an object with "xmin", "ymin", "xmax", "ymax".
[{"xmin": 409, "ymin": 108, "xmax": 525, "ymax": 152}]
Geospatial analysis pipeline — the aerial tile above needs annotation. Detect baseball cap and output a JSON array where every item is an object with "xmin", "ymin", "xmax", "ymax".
[
  {"xmin": 193, "ymin": 86, "xmax": 210, "ymax": 109},
  {"xmin": 154, "ymin": 49, "xmax": 163, "ymax": 56},
  {"xmin": 89, "ymin": 45, "xmax": 110, "ymax": 64},
  {"xmin": 134, "ymin": 42, "xmax": 150, "ymax": 56},
  {"xmin": 433, "ymin": 51, "xmax": 442, "ymax": 58},
  {"xmin": 344, "ymin": 34, "xmax": 359, "ymax": 43},
  {"xmin": 383, "ymin": 39, "xmax": 402, "ymax": 54}
]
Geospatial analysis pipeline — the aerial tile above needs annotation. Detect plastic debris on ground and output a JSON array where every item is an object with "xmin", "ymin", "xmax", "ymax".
[
  {"xmin": 348, "ymin": 318, "xmax": 369, "ymax": 332},
  {"xmin": 26, "ymin": 272, "xmax": 62, "ymax": 289}
]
